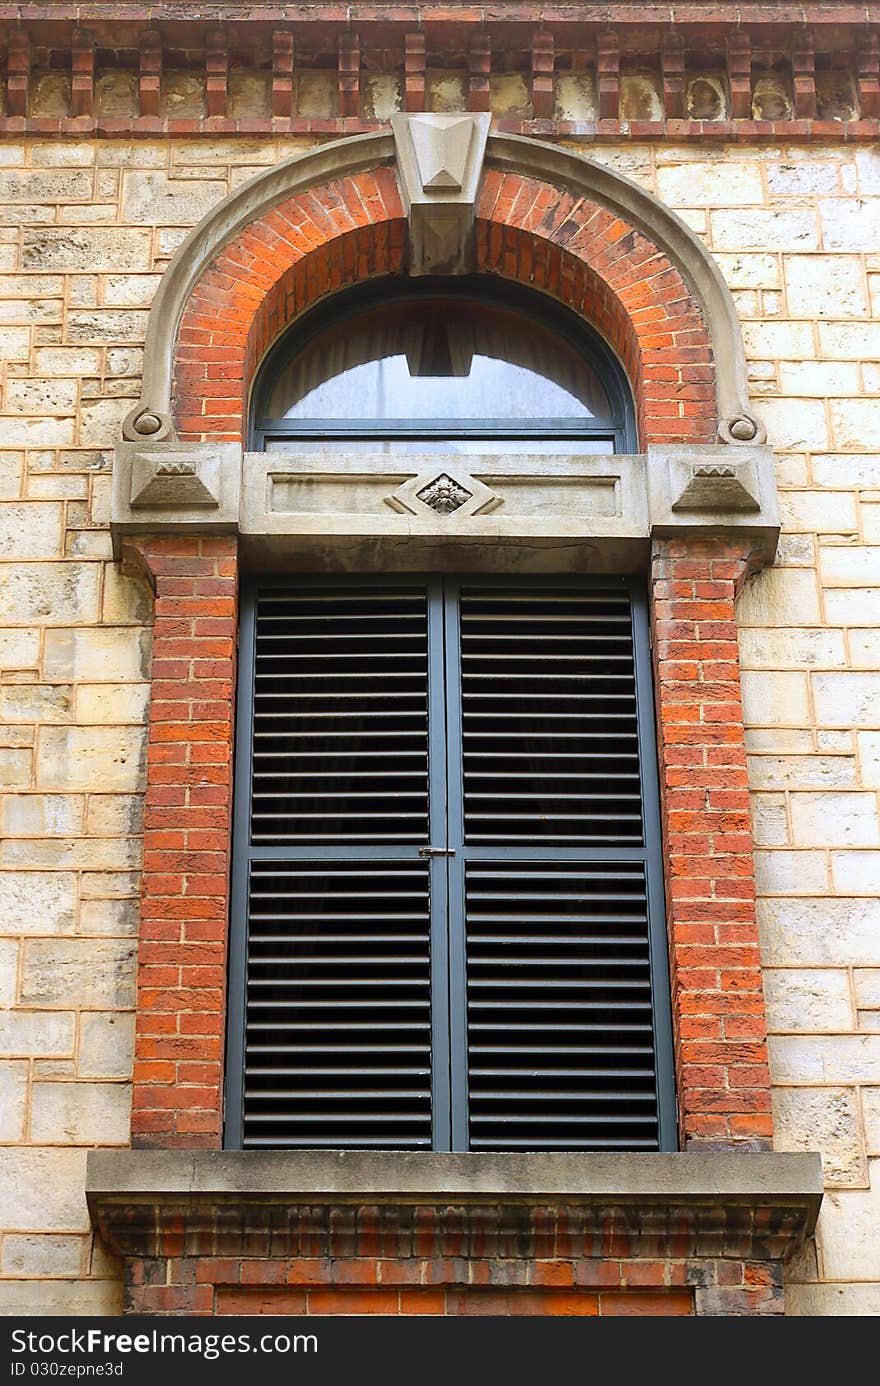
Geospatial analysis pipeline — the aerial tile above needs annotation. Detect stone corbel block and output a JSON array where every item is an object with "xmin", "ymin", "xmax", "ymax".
[
  {"xmin": 648, "ymin": 443, "xmax": 779, "ymax": 564},
  {"xmin": 111, "ymin": 441, "xmax": 242, "ymax": 556},
  {"xmin": 391, "ymin": 112, "xmax": 491, "ymax": 275}
]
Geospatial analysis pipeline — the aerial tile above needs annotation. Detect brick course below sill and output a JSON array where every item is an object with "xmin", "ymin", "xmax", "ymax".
[{"xmin": 86, "ymin": 1150, "xmax": 821, "ymax": 1317}]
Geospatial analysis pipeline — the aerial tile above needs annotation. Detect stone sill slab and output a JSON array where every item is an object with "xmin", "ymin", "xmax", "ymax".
[
  {"xmin": 88, "ymin": 1149, "xmax": 822, "ymax": 1218},
  {"xmin": 87, "ymin": 1151, "xmax": 823, "ymax": 1264}
]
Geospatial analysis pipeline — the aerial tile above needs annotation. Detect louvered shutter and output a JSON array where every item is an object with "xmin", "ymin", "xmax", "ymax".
[
  {"xmin": 226, "ymin": 578, "xmax": 674, "ymax": 1152},
  {"xmin": 235, "ymin": 586, "xmax": 436, "ymax": 1149}
]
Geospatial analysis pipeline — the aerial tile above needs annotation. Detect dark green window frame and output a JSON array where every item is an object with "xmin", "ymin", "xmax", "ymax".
[
  {"xmin": 224, "ymin": 574, "xmax": 676, "ymax": 1153},
  {"xmin": 249, "ymin": 275, "xmax": 637, "ymax": 455}
]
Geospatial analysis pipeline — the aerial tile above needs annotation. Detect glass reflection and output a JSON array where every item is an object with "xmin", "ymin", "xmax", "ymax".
[{"xmin": 265, "ymin": 300, "xmax": 612, "ymax": 423}]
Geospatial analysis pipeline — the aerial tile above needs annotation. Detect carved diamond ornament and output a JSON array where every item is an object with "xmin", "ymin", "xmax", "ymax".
[
  {"xmin": 416, "ymin": 473, "xmax": 472, "ymax": 515},
  {"xmin": 384, "ymin": 462, "xmax": 501, "ymax": 519}
]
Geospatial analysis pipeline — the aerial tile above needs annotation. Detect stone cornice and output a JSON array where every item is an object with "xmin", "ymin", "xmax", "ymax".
[
  {"xmin": 0, "ymin": 6, "xmax": 877, "ymax": 141},
  {"xmin": 0, "ymin": 4, "xmax": 876, "ymax": 28}
]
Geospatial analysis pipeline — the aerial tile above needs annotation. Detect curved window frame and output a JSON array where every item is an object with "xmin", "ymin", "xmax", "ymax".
[{"xmin": 249, "ymin": 275, "xmax": 637, "ymax": 454}]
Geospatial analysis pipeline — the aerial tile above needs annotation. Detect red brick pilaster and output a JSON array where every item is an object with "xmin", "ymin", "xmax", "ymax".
[
  {"xmin": 650, "ymin": 537, "xmax": 772, "ymax": 1149},
  {"xmin": 125, "ymin": 535, "xmax": 238, "ymax": 1149}
]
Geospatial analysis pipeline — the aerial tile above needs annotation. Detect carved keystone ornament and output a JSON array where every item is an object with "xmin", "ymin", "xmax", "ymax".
[{"xmin": 390, "ymin": 112, "xmax": 491, "ymax": 275}]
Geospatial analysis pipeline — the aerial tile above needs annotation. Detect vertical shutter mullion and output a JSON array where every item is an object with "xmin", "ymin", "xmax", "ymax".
[
  {"xmin": 427, "ymin": 580, "xmax": 452, "ymax": 1151},
  {"xmin": 442, "ymin": 577, "xmax": 470, "ymax": 1152},
  {"xmin": 629, "ymin": 579, "xmax": 678, "ymax": 1150}
]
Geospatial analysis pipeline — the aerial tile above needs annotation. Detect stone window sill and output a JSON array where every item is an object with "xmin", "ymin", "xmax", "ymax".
[{"xmin": 87, "ymin": 1149, "xmax": 822, "ymax": 1263}]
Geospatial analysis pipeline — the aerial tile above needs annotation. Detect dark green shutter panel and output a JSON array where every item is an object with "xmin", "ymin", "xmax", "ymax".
[
  {"xmin": 229, "ymin": 579, "xmax": 674, "ymax": 1153},
  {"xmin": 244, "ymin": 862, "xmax": 433, "ymax": 1148},
  {"xmin": 249, "ymin": 588, "xmax": 430, "ymax": 843},
  {"xmin": 464, "ymin": 861, "xmax": 658, "ymax": 1150},
  {"xmin": 456, "ymin": 586, "xmax": 660, "ymax": 1151},
  {"xmin": 241, "ymin": 587, "xmax": 434, "ymax": 1149},
  {"xmin": 459, "ymin": 588, "xmax": 643, "ymax": 844}
]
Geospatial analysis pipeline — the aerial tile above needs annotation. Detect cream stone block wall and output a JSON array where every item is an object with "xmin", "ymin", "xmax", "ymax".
[{"xmin": 0, "ymin": 134, "xmax": 878, "ymax": 1314}]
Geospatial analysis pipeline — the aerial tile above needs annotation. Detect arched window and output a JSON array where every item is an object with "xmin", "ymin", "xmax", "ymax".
[
  {"xmin": 226, "ymin": 280, "xmax": 674, "ymax": 1155},
  {"xmin": 251, "ymin": 277, "xmax": 635, "ymax": 455}
]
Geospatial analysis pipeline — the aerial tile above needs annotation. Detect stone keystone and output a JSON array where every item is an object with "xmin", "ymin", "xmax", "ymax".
[
  {"xmin": 409, "ymin": 116, "xmax": 473, "ymax": 190},
  {"xmin": 391, "ymin": 112, "xmax": 491, "ymax": 275}
]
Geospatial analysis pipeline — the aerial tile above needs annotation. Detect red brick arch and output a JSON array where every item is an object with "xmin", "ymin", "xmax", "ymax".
[{"xmin": 172, "ymin": 164, "xmax": 716, "ymax": 446}]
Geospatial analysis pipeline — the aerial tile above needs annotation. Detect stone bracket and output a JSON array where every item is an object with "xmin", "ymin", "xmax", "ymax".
[
  {"xmin": 391, "ymin": 112, "xmax": 491, "ymax": 274},
  {"xmin": 111, "ymin": 441, "xmax": 242, "ymax": 555},
  {"xmin": 648, "ymin": 443, "xmax": 779, "ymax": 563}
]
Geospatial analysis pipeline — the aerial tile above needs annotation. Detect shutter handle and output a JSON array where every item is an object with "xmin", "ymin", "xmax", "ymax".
[{"xmin": 419, "ymin": 846, "xmax": 456, "ymax": 857}]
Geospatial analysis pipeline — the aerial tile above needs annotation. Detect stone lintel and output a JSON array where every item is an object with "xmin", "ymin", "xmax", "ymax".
[{"xmin": 112, "ymin": 443, "xmax": 779, "ymax": 572}]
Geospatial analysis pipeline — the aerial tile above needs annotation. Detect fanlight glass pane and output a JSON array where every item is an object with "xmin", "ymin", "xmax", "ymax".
[{"xmin": 264, "ymin": 300, "xmax": 612, "ymax": 423}]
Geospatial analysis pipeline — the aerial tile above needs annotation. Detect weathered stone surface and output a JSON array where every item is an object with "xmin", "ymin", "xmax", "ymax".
[
  {"xmin": 812, "ymin": 673, "xmax": 880, "ymax": 728},
  {"xmin": 1, "ymin": 1234, "xmax": 84, "ymax": 1278},
  {"xmin": 820, "ymin": 199, "xmax": 880, "ymax": 253},
  {"xmin": 711, "ymin": 207, "xmax": 818, "ymax": 251},
  {"xmin": 0, "ymin": 564, "xmax": 101, "ymax": 625},
  {"xmin": 43, "ymin": 627, "xmax": 151, "ymax": 683},
  {"xmin": 20, "ymin": 938, "xmax": 136, "ymax": 1010},
  {"xmin": 78, "ymin": 898, "xmax": 139, "ymax": 938},
  {"xmin": 22, "ymin": 228, "xmax": 152, "ymax": 273},
  {"xmin": 30, "ymin": 1081, "xmax": 131, "ymax": 1145},
  {"xmin": 787, "ymin": 1283, "xmax": 880, "ymax": 1316},
  {"xmin": 0, "ymin": 1149, "xmax": 90, "ymax": 1231},
  {"xmin": 741, "ymin": 671, "xmax": 809, "ymax": 726},
  {"xmin": 0, "ymin": 872, "xmax": 77, "ymax": 935},
  {"xmin": 738, "ymin": 568, "xmax": 821, "ymax": 626},
  {"xmin": 122, "ymin": 172, "xmax": 226, "ymax": 226},
  {"xmin": 817, "ymin": 1165, "xmax": 880, "ymax": 1280},
  {"xmin": 784, "ymin": 255, "xmax": 869, "ymax": 318},
  {"xmin": 658, "ymin": 162, "xmax": 763, "ymax": 206},
  {"xmin": 770, "ymin": 1036, "xmax": 880, "ymax": 1084},
  {"xmin": 754, "ymin": 849, "xmax": 829, "ymax": 895},
  {"xmin": 828, "ymin": 401, "xmax": 880, "ymax": 451},
  {"xmin": 739, "ymin": 627, "xmax": 846, "ymax": 668},
  {"xmin": 35, "ymin": 727, "xmax": 146, "ymax": 793},
  {"xmin": 0, "ymin": 1278, "xmax": 122, "ymax": 1315},
  {"xmin": 854, "ymin": 970, "xmax": 880, "ymax": 1011},
  {"xmin": 0, "ymin": 1012, "xmax": 74, "ymax": 1059},
  {"xmin": 790, "ymin": 793, "xmax": 880, "ymax": 848},
  {"xmin": 0, "ymin": 1061, "xmax": 28, "ymax": 1141},
  {"xmin": 759, "ymin": 898, "xmax": 880, "ymax": 965},
  {"xmin": 748, "ymin": 756, "xmax": 857, "ymax": 790},
  {"xmin": 1, "ymin": 795, "xmax": 84, "ymax": 838},
  {"xmin": 773, "ymin": 1087, "xmax": 866, "ymax": 1186},
  {"xmin": 750, "ymin": 793, "xmax": 790, "ymax": 846},
  {"xmin": 0, "ymin": 684, "xmax": 73, "ymax": 724},
  {"xmin": 77, "ymin": 1013, "xmax": 135, "ymax": 1080},
  {"xmin": 764, "ymin": 969, "xmax": 854, "ymax": 1033},
  {"xmin": 754, "ymin": 398, "xmax": 829, "ymax": 450},
  {"xmin": 863, "ymin": 1089, "xmax": 880, "ymax": 1155}
]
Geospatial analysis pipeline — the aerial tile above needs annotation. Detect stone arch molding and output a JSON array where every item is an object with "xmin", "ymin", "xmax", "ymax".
[{"xmin": 112, "ymin": 115, "xmax": 779, "ymax": 568}]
